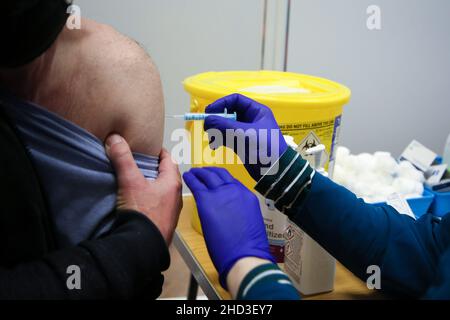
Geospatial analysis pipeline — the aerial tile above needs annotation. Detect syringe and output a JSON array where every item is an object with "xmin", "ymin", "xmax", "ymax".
[{"xmin": 167, "ymin": 108, "xmax": 237, "ymax": 121}]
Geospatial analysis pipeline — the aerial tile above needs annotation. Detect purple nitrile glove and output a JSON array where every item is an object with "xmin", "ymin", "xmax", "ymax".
[
  {"xmin": 183, "ymin": 167, "xmax": 275, "ymax": 288},
  {"xmin": 204, "ymin": 93, "xmax": 288, "ymax": 182}
]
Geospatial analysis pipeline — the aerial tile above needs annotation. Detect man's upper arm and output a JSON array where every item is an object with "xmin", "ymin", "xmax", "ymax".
[{"xmin": 33, "ymin": 19, "xmax": 165, "ymax": 157}]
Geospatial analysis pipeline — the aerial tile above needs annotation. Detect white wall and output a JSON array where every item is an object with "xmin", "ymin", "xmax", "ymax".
[
  {"xmin": 75, "ymin": 0, "xmax": 450, "ymax": 158},
  {"xmin": 288, "ymin": 0, "xmax": 450, "ymax": 156},
  {"xmin": 75, "ymin": 0, "xmax": 263, "ymax": 158}
]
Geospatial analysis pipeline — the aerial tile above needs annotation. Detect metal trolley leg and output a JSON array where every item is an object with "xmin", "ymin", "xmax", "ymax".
[{"xmin": 187, "ymin": 274, "xmax": 199, "ymax": 300}]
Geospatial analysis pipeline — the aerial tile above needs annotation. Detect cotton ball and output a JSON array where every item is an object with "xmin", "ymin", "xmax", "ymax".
[
  {"xmin": 344, "ymin": 171, "xmax": 359, "ymax": 193},
  {"xmin": 355, "ymin": 153, "xmax": 376, "ymax": 172},
  {"xmin": 336, "ymin": 146, "xmax": 350, "ymax": 162},
  {"xmin": 365, "ymin": 195, "xmax": 386, "ymax": 204},
  {"xmin": 332, "ymin": 164, "xmax": 346, "ymax": 185},
  {"xmin": 346, "ymin": 154, "xmax": 367, "ymax": 174},
  {"xmin": 373, "ymin": 153, "xmax": 397, "ymax": 175},
  {"xmin": 404, "ymin": 182, "xmax": 424, "ymax": 198},
  {"xmin": 359, "ymin": 171, "xmax": 380, "ymax": 184},
  {"xmin": 333, "ymin": 163, "xmax": 358, "ymax": 190},
  {"xmin": 374, "ymin": 195, "xmax": 388, "ymax": 203},
  {"xmin": 339, "ymin": 153, "xmax": 354, "ymax": 169},
  {"xmin": 412, "ymin": 171, "xmax": 425, "ymax": 183},
  {"xmin": 374, "ymin": 172, "xmax": 394, "ymax": 186},
  {"xmin": 364, "ymin": 182, "xmax": 378, "ymax": 197},
  {"xmin": 344, "ymin": 171, "xmax": 358, "ymax": 190},
  {"xmin": 373, "ymin": 151, "xmax": 394, "ymax": 167},
  {"xmin": 397, "ymin": 160, "xmax": 416, "ymax": 172},
  {"xmin": 397, "ymin": 161, "xmax": 425, "ymax": 183},
  {"xmin": 392, "ymin": 177, "xmax": 417, "ymax": 195},
  {"xmin": 357, "ymin": 172, "xmax": 381, "ymax": 196},
  {"xmin": 377, "ymin": 158, "xmax": 397, "ymax": 174},
  {"xmin": 413, "ymin": 180, "xmax": 424, "ymax": 195},
  {"xmin": 379, "ymin": 185, "xmax": 396, "ymax": 198},
  {"xmin": 353, "ymin": 181, "xmax": 370, "ymax": 197},
  {"xmin": 335, "ymin": 149, "xmax": 425, "ymax": 204}
]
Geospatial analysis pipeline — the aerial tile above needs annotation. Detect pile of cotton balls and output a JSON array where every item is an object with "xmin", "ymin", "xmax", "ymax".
[{"xmin": 332, "ymin": 147, "xmax": 425, "ymax": 203}]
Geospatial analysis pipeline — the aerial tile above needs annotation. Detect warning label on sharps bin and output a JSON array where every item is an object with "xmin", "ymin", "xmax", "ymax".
[{"xmin": 278, "ymin": 117, "xmax": 340, "ymax": 172}]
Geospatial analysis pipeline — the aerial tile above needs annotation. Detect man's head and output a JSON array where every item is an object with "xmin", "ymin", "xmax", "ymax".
[{"xmin": 0, "ymin": 0, "xmax": 71, "ymax": 68}]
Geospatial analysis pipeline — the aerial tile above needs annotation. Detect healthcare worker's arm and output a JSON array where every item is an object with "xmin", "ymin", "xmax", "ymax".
[
  {"xmin": 423, "ymin": 246, "xmax": 450, "ymax": 298},
  {"xmin": 204, "ymin": 94, "xmax": 450, "ymax": 298},
  {"xmin": 256, "ymin": 149, "xmax": 450, "ymax": 298},
  {"xmin": 184, "ymin": 167, "xmax": 299, "ymax": 300}
]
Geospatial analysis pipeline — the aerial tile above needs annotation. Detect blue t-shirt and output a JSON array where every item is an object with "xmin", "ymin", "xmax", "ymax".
[{"xmin": 0, "ymin": 91, "xmax": 159, "ymax": 248}]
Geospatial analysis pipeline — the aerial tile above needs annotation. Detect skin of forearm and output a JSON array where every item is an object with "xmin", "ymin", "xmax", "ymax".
[{"xmin": 226, "ymin": 257, "xmax": 273, "ymax": 298}]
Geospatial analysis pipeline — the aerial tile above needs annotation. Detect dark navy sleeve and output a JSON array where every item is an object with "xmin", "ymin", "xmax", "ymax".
[
  {"xmin": 255, "ymin": 147, "xmax": 450, "ymax": 298},
  {"xmin": 237, "ymin": 263, "xmax": 300, "ymax": 300},
  {"xmin": 423, "ymin": 246, "xmax": 450, "ymax": 299},
  {"xmin": 291, "ymin": 173, "xmax": 450, "ymax": 297}
]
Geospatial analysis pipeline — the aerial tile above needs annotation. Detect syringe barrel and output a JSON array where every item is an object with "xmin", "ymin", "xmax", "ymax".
[
  {"xmin": 183, "ymin": 113, "xmax": 237, "ymax": 121},
  {"xmin": 183, "ymin": 113, "xmax": 208, "ymax": 121}
]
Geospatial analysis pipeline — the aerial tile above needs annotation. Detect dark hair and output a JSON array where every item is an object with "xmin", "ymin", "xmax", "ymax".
[{"xmin": 0, "ymin": 0, "xmax": 71, "ymax": 68}]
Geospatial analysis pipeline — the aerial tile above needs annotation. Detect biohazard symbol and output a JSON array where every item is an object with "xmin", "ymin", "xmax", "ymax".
[
  {"xmin": 301, "ymin": 139, "xmax": 318, "ymax": 151},
  {"xmin": 298, "ymin": 131, "xmax": 322, "ymax": 155}
]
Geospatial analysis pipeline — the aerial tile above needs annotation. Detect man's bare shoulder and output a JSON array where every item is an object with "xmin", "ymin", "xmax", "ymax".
[{"xmin": 41, "ymin": 19, "xmax": 165, "ymax": 156}]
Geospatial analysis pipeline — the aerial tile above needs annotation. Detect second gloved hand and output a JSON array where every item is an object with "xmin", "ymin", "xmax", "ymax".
[{"xmin": 183, "ymin": 167, "xmax": 275, "ymax": 288}]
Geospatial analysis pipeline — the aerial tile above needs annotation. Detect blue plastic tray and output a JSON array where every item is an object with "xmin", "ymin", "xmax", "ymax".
[
  {"xmin": 426, "ymin": 187, "xmax": 450, "ymax": 217},
  {"xmin": 373, "ymin": 190, "xmax": 435, "ymax": 219}
]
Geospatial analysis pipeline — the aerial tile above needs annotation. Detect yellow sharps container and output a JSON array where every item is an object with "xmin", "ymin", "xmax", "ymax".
[{"xmin": 183, "ymin": 71, "xmax": 351, "ymax": 234}]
